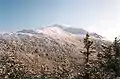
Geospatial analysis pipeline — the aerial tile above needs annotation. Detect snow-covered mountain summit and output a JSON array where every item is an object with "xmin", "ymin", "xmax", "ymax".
[
  {"xmin": 0, "ymin": 24, "xmax": 104, "ymax": 40},
  {"xmin": 36, "ymin": 24, "xmax": 104, "ymax": 39}
]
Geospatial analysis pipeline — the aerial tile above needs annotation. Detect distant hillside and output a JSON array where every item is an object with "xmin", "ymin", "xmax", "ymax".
[{"xmin": 0, "ymin": 24, "xmax": 111, "ymax": 79}]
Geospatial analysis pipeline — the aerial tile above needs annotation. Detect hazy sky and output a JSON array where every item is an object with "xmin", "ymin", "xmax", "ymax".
[{"xmin": 0, "ymin": 0, "xmax": 120, "ymax": 40}]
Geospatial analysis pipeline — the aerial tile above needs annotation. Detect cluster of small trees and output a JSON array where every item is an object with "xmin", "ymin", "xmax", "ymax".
[{"xmin": 83, "ymin": 33, "xmax": 120, "ymax": 79}]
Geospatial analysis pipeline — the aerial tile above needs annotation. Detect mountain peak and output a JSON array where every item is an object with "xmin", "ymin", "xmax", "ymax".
[
  {"xmin": 15, "ymin": 24, "xmax": 104, "ymax": 40},
  {"xmin": 47, "ymin": 24, "xmax": 68, "ymax": 29}
]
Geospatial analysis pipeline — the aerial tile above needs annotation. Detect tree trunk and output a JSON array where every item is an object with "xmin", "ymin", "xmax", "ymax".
[{"xmin": 86, "ymin": 47, "xmax": 89, "ymax": 63}]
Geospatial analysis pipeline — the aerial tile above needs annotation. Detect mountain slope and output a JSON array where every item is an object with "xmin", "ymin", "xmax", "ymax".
[{"xmin": 0, "ymin": 25, "xmax": 110, "ymax": 78}]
